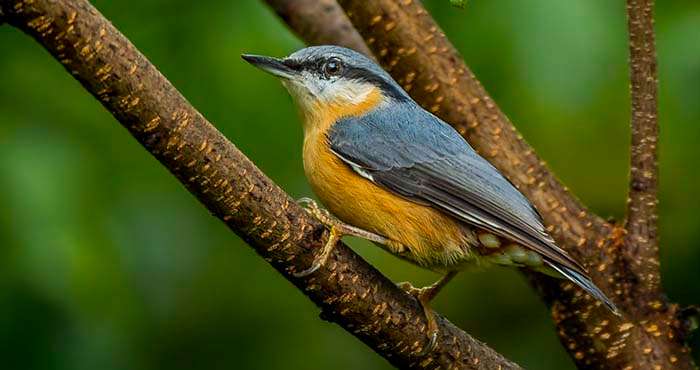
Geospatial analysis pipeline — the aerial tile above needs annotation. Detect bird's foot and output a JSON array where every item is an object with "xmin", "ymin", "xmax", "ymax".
[
  {"xmin": 293, "ymin": 221, "xmax": 342, "ymax": 277},
  {"xmin": 396, "ymin": 272, "xmax": 457, "ymax": 356},
  {"xmin": 396, "ymin": 281, "xmax": 440, "ymax": 356},
  {"xmin": 297, "ymin": 197, "xmax": 336, "ymax": 228},
  {"xmin": 294, "ymin": 198, "xmax": 389, "ymax": 277}
]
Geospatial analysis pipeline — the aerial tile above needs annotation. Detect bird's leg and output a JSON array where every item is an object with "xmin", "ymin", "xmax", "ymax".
[
  {"xmin": 397, "ymin": 271, "xmax": 458, "ymax": 355},
  {"xmin": 294, "ymin": 197, "xmax": 389, "ymax": 277}
]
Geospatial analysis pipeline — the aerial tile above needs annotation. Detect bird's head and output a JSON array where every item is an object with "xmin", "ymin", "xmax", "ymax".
[{"xmin": 242, "ymin": 46, "xmax": 408, "ymax": 128}]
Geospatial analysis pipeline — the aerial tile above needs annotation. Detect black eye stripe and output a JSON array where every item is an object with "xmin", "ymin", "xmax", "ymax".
[
  {"xmin": 343, "ymin": 66, "xmax": 408, "ymax": 101},
  {"xmin": 282, "ymin": 58, "xmax": 303, "ymax": 70},
  {"xmin": 285, "ymin": 57, "xmax": 339, "ymax": 73},
  {"xmin": 285, "ymin": 56, "xmax": 408, "ymax": 101}
]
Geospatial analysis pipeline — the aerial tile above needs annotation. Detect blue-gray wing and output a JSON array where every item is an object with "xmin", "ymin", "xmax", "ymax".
[
  {"xmin": 327, "ymin": 105, "xmax": 583, "ymax": 272},
  {"xmin": 328, "ymin": 106, "xmax": 618, "ymax": 313}
]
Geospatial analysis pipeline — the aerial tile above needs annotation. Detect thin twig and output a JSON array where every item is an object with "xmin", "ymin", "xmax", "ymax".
[
  {"xmin": 0, "ymin": 0, "xmax": 520, "ymax": 368},
  {"xmin": 623, "ymin": 0, "xmax": 660, "ymax": 295}
]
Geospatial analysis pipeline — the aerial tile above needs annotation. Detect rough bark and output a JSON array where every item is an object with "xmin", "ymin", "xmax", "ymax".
[
  {"xmin": 624, "ymin": 0, "xmax": 660, "ymax": 302},
  {"xmin": 266, "ymin": 0, "xmax": 697, "ymax": 368},
  {"xmin": 0, "ymin": 0, "xmax": 521, "ymax": 369},
  {"xmin": 262, "ymin": 0, "xmax": 372, "ymax": 59}
]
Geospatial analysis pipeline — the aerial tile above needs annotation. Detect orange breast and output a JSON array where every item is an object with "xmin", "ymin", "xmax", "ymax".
[{"xmin": 300, "ymin": 91, "xmax": 475, "ymax": 269}]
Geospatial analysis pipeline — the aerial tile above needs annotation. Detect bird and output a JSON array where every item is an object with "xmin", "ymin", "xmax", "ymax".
[{"xmin": 242, "ymin": 45, "xmax": 619, "ymax": 349}]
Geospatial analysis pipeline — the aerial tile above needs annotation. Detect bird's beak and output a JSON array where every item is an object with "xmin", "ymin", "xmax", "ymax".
[{"xmin": 241, "ymin": 54, "xmax": 298, "ymax": 79}]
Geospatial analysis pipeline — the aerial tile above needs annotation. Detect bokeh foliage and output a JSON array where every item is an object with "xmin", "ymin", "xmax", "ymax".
[{"xmin": 0, "ymin": 1, "xmax": 698, "ymax": 369}]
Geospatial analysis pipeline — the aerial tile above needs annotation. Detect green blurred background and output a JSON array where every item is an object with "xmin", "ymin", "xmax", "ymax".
[{"xmin": 0, "ymin": 1, "xmax": 698, "ymax": 369}]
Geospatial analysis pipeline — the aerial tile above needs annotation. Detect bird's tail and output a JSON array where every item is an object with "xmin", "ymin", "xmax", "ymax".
[{"xmin": 545, "ymin": 261, "xmax": 621, "ymax": 316}]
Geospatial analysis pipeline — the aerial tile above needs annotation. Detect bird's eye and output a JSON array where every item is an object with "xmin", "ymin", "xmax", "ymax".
[{"xmin": 322, "ymin": 57, "xmax": 343, "ymax": 77}]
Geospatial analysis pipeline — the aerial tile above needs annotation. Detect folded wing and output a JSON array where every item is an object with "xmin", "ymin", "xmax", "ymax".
[{"xmin": 328, "ymin": 105, "xmax": 618, "ymax": 313}]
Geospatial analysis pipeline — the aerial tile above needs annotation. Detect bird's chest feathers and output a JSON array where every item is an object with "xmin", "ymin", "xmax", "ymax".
[
  {"xmin": 302, "ymin": 137, "xmax": 351, "ymax": 210},
  {"xmin": 301, "ymin": 87, "xmax": 382, "ymax": 188},
  {"xmin": 301, "ymin": 88, "xmax": 383, "ymax": 218},
  {"xmin": 299, "ymin": 89, "xmax": 472, "ymax": 267}
]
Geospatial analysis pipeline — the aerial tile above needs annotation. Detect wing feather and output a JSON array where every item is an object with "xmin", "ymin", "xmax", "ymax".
[
  {"xmin": 328, "ymin": 106, "xmax": 618, "ymax": 313},
  {"xmin": 328, "ymin": 106, "xmax": 582, "ymax": 272}
]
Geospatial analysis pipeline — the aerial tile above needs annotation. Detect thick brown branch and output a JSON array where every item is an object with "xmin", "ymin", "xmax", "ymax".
[
  {"xmin": 0, "ymin": 0, "xmax": 521, "ymax": 369},
  {"xmin": 265, "ymin": 0, "xmax": 696, "ymax": 368},
  {"xmin": 624, "ymin": 0, "xmax": 660, "ymax": 296},
  {"xmin": 262, "ymin": 0, "xmax": 372, "ymax": 58}
]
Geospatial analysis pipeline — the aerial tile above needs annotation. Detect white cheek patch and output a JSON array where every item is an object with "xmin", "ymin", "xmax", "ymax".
[
  {"xmin": 319, "ymin": 79, "xmax": 375, "ymax": 105},
  {"xmin": 281, "ymin": 74, "xmax": 379, "ymax": 115}
]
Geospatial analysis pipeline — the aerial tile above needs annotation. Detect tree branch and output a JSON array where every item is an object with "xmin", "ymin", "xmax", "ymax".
[
  {"xmin": 262, "ymin": 0, "xmax": 372, "ymax": 59},
  {"xmin": 624, "ymin": 0, "xmax": 660, "ymax": 298},
  {"xmin": 266, "ymin": 0, "xmax": 697, "ymax": 368},
  {"xmin": 0, "ymin": 0, "xmax": 521, "ymax": 369}
]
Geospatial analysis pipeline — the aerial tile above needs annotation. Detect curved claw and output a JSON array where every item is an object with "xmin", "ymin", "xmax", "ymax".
[
  {"xmin": 419, "ymin": 331, "xmax": 438, "ymax": 356},
  {"xmin": 294, "ymin": 225, "xmax": 341, "ymax": 278},
  {"xmin": 297, "ymin": 197, "xmax": 316, "ymax": 207},
  {"xmin": 396, "ymin": 281, "xmax": 439, "ymax": 355},
  {"xmin": 395, "ymin": 273, "xmax": 457, "ymax": 356},
  {"xmin": 396, "ymin": 281, "xmax": 421, "ymax": 296},
  {"xmin": 293, "ymin": 262, "xmax": 322, "ymax": 277}
]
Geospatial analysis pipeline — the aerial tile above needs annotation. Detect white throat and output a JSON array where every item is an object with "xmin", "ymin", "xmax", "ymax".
[{"xmin": 281, "ymin": 76, "xmax": 378, "ymax": 132}]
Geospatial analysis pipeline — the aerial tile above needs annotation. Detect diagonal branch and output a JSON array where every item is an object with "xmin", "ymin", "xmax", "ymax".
[
  {"xmin": 310, "ymin": 0, "xmax": 624, "ymax": 361},
  {"xmin": 0, "ymin": 0, "xmax": 520, "ymax": 369},
  {"xmin": 263, "ymin": 0, "xmax": 372, "ymax": 59},
  {"xmin": 263, "ymin": 0, "xmax": 697, "ymax": 369},
  {"xmin": 623, "ymin": 0, "xmax": 660, "ymax": 297}
]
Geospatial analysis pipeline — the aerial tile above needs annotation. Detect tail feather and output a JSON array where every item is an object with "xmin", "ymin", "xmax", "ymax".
[{"xmin": 546, "ymin": 261, "xmax": 621, "ymax": 316}]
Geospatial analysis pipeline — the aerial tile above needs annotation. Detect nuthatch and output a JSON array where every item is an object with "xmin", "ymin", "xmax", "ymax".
[{"xmin": 243, "ymin": 46, "xmax": 618, "ymax": 348}]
